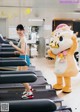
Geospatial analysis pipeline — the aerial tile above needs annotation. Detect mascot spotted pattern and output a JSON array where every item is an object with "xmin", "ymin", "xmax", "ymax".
[{"xmin": 48, "ymin": 24, "xmax": 79, "ymax": 93}]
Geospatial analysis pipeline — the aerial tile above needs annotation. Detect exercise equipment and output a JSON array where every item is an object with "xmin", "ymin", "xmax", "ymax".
[
  {"xmin": 0, "ymin": 54, "xmax": 61, "ymax": 105},
  {"xmin": 0, "ymin": 70, "xmax": 50, "ymax": 89},
  {"xmin": 0, "ymin": 34, "xmax": 9, "ymax": 44},
  {"xmin": 0, "ymin": 34, "xmax": 18, "ymax": 45},
  {"xmin": 0, "ymin": 52, "xmax": 20, "ymax": 57},
  {"xmin": 0, "ymin": 65, "xmax": 72, "ymax": 112},
  {"xmin": 0, "ymin": 65, "xmax": 35, "ymax": 71},
  {"xmin": 0, "ymin": 44, "xmax": 12, "ymax": 47},
  {"xmin": 0, "ymin": 58, "xmax": 24, "ymax": 60},
  {"xmin": 0, "ymin": 47, "xmax": 72, "ymax": 112},
  {"xmin": 0, "ymin": 60, "xmax": 26, "ymax": 67},
  {"xmin": 0, "ymin": 88, "xmax": 72, "ymax": 112},
  {"xmin": 0, "ymin": 47, "xmax": 16, "ymax": 52},
  {"xmin": 0, "ymin": 61, "xmax": 58, "ymax": 112},
  {"xmin": 0, "ymin": 73, "xmax": 37, "ymax": 84},
  {"xmin": 0, "ymin": 99, "xmax": 57, "ymax": 112}
]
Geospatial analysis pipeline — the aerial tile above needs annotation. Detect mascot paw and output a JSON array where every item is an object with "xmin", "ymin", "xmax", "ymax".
[
  {"xmin": 62, "ymin": 86, "xmax": 71, "ymax": 93},
  {"xmin": 53, "ymin": 84, "xmax": 63, "ymax": 90}
]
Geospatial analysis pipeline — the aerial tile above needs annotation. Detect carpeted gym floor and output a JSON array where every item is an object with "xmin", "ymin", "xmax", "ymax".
[{"xmin": 31, "ymin": 57, "xmax": 80, "ymax": 112}]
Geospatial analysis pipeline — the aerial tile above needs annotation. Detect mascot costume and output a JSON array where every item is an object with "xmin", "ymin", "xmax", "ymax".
[{"xmin": 48, "ymin": 24, "xmax": 78, "ymax": 93}]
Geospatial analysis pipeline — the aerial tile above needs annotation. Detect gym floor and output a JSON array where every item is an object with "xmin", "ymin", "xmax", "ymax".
[{"xmin": 31, "ymin": 57, "xmax": 80, "ymax": 112}]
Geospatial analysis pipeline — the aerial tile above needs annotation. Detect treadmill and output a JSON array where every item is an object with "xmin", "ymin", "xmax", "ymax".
[
  {"xmin": 0, "ymin": 61, "xmax": 71, "ymax": 112},
  {"xmin": 0, "ymin": 66, "xmax": 58, "ymax": 112},
  {"xmin": 0, "ymin": 47, "xmax": 16, "ymax": 52},
  {"xmin": 0, "ymin": 47, "xmax": 72, "ymax": 111},
  {"xmin": 0, "ymin": 34, "xmax": 18, "ymax": 45},
  {"xmin": 0, "ymin": 56, "xmax": 54, "ymax": 94},
  {"xmin": 0, "ymin": 52, "xmax": 48, "ymax": 88}
]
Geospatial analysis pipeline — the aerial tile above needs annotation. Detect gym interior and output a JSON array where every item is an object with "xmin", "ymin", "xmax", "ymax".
[{"xmin": 0, "ymin": 0, "xmax": 80, "ymax": 112}]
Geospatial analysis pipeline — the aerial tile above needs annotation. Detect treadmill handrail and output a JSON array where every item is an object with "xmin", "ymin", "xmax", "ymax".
[
  {"xmin": 0, "ymin": 60, "xmax": 27, "ymax": 66},
  {"xmin": 0, "ymin": 34, "xmax": 18, "ymax": 45},
  {"xmin": 0, "ymin": 44, "xmax": 12, "ymax": 47},
  {"xmin": 0, "ymin": 74, "xmax": 37, "ymax": 84},
  {"xmin": 0, "ymin": 47, "xmax": 15, "ymax": 50},
  {"xmin": 0, "ymin": 99, "xmax": 56, "ymax": 112},
  {"xmin": 0, "ymin": 58, "xmax": 23, "ymax": 60},
  {"xmin": 0, "ymin": 71, "xmax": 36, "ymax": 75},
  {"xmin": 0, "ymin": 52, "xmax": 20, "ymax": 57}
]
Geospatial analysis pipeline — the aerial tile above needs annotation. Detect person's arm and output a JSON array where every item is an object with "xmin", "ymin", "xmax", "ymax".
[
  {"xmin": 21, "ymin": 39, "xmax": 27, "ymax": 54},
  {"xmin": 9, "ymin": 41, "xmax": 25, "ymax": 54}
]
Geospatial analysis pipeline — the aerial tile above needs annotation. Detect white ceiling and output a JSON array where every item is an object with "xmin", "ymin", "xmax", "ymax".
[
  {"xmin": 0, "ymin": 0, "xmax": 78, "ymax": 12},
  {"xmin": 0, "ymin": 0, "xmax": 80, "ymax": 25}
]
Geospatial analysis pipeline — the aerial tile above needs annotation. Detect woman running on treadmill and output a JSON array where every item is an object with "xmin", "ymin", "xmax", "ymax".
[{"xmin": 9, "ymin": 24, "xmax": 34, "ymax": 99}]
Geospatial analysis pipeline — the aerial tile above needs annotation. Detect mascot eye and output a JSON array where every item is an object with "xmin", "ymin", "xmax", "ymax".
[{"xmin": 59, "ymin": 36, "xmax": 63, "ymax": 41}]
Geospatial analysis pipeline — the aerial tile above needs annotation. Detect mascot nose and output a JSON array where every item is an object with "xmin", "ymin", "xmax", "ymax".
[{"xmin": 50, "ymin": 42, "xmax": 59, "ymax": 48}]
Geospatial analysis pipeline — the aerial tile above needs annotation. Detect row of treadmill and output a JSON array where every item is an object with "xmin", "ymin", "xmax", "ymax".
[{"xmin": 0, "ymin": 36, "xmax": 72, "ymax": 112}]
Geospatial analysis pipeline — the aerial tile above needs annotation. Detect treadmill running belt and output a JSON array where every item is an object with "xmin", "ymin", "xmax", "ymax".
[
  {"xmin": 30, "ymin": 76, "xmax": 47, "ymax": 85},
  {"xmin": 0, "ymin": 89, "xmax": 58, "ymax": 101},
  {"xmin": 34, "ymin": 71, "xmax": 43, "ymax": 77},
  {"xmin": 28, "ymin": 66, "xmax": 35, "ymax": 71},
  {"xmin": 0, "ymin": 65, "xmax": 35, "ymax": 71}
]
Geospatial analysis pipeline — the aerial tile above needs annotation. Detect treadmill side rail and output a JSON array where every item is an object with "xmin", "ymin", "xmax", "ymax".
[
  {"xmin": 0, "ymin": 60, "xmax": 27, "ymax": 67},
  {"xmin": 0, "ymin": 74, "xmax": 37, "ymax": 84},
  {"xmin": 0, "ymin": 99, "xmax": 57, "ymax": 112}
]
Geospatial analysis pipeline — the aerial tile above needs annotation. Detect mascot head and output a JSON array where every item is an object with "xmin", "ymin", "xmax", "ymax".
[{"xmin": 50, "ymin": 24, "xmax": 74, "ymax": 54}]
